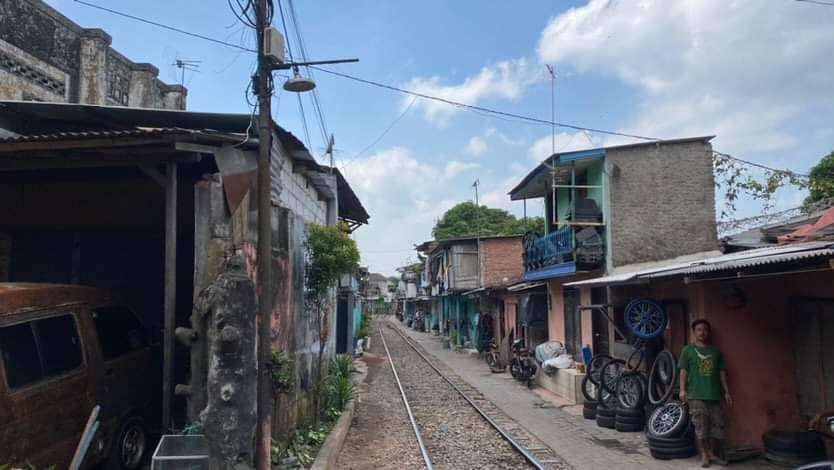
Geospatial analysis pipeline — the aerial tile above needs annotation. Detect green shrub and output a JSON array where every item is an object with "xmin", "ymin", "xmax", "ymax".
[
  {"xmin": 270, "ymin": 351, "xmax": 295, "ymax": 393},
  {"xmin": 357, "ymin": 313, "xmax": 371, "ymax": 339}
]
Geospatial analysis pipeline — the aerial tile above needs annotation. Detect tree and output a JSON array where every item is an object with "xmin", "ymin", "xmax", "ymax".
[
  {"xmin": 432, "ymin": 201, "xmax": 545, "ymax": 240},
  {"xmin": 304, "ymin": 222, "xmax": 360, "ymax": 424},
  {"xmin": 805, "ymin": 150, "xmax": 834, "ymax": 206}
]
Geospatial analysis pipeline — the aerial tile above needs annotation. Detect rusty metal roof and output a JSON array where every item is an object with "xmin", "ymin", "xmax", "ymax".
[
  {"xmin": 0, "ymin": 127, "xmax": 214, "ymax": 143},
  {"xmin": 0, "ymin": 283, "xmax": 112, "ymax": 316},
  {"xmin": 565, "ymin": 241, "xmax": 834, "ymax": 287}
]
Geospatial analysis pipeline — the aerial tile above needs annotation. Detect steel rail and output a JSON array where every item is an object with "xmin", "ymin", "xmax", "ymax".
[
  {"xmin": 378, "ymin": 326, "xmax": 434, "ymax": 470},
  {"xmin": 383, "ymin": 324, "xmax": 547, "ymax": 470}
]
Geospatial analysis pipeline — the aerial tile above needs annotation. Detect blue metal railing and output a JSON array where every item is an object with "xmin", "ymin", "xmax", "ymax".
[{"xmin": 524, "ymin": 226, "xmax": 605, "ymax": 273}]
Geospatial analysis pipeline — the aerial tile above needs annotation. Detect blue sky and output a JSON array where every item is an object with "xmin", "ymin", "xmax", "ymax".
[{"xmin": 48, "ymin": 0, "xmax": 834, "ymax": 275}]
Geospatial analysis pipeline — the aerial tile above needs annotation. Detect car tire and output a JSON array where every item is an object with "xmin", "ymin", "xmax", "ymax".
[
  {"xmin": 764, "ymin": 450, "xmax": 826, "ymax": 468},
  {"xmin": 596, "ymin": 406, "xmax": 616, "ymax": 418},
  {"xmin": 649, "ymin": 446, "xmax": 698, "ymax": 460},
  {"xmin": 583, "ymin": 407, "xmax": 597, "ymax": 420},
  {"xmin": 615, "ymin": 407, "xmax": 644, "ymax": 418},
  {"xmin": 762, "ymin": 430, "xmax": 826, "ymax": 455},
  {"xmin": 107, "ymin": 416, "xmax": 147, "ymax": 470},
  {"xmin": 647, "ymin": 436, "xmax": 694, "ymax": 450},
  {"xmin": 615, "ymin": 421, "xmax": 644, "ymax": 432},
  {"xmin": 615, "ymin": 414, "xmax": 645, "ymax": 425},
  {"xmin": 596, "ymin": 415, "xmax": 615, "ymax": 429},
  {"xmin": 581, "ymin": 374, "xmax": 597, "ymax": 402},
  {"xmin": 646, "ymin": 401, "xmax": 689, "ymax": 439}
]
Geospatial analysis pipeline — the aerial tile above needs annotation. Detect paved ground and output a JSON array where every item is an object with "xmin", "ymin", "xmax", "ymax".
[{"xmin": 393, "ymin": 318, "xmax": 779, "ymax": 470}]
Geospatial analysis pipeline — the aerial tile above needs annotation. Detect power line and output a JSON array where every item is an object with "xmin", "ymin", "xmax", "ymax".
[
  {"xmin": 70, "ymin": 0, "xmax": 815, "ymax": 180},
  {"xmin": 309, "ymin": 65, "xmax": 662, "ymax": 142},
  {"xmin": 342, "ymin": 96, "xmax": 419, "ymax": 168},
  {"xmin": 74, "ymin": 0, "xmax": 256, "ymax": 52},
  {"xmin": 795, "ymin": 0, "xmax": 834, "ymax": 6}
]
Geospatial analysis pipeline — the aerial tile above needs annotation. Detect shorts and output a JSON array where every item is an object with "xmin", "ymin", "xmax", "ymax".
[{"xmin": 688, "ymin": 399, "xmax": 725, "ymax": 440}]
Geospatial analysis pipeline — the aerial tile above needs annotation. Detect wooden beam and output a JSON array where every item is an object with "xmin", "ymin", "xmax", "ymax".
[
  {"xmin": 162, "ymin": 160, "xmax": 178, "ymax": 432},
  {"xmin": 0, "ymin": 152, "xmax": 201, "ymax": 172},
  {"xmin": 175, "ymin": 142, "xmax": 218, "ymax": 154},
  {"xmin": 138, "ymin": 165, "xmax": 166, "ymax": 188}
]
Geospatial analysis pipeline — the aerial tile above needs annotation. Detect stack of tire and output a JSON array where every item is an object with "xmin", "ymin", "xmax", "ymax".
[
  {"xmin": 582, "ymin": 399, "xmax": 598, "ymax": 420},
  {"xmin": 645, "ymin": 401, "xmax": 697, "ymax": 460},
  {"xmin": 763, "ymin": 430, "xmax": 828, "ymax": 467},
  {"xmin": 614, "ymin": 369, "xmax": 647, "ymax": 431}
]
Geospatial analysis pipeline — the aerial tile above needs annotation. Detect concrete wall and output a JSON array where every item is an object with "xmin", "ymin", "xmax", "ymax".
[
  {"xmin": 277, "ymin": 160, "xmax": 329, "ymax": 226},
  {"xmin": 0, "ymin": 0, "xmax": 185, "ymax": 108},
  {"xmin": 607, "ymin": 140, "xmax": 717, "ymax": 267},
  {"xmin": 481, "ymin": 237, "xmax": 523, "ymax": 288}
]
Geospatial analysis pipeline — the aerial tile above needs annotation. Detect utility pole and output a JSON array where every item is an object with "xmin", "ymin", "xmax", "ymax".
[
  {"xmin": 254, "ymin": 0, "xmax": 273, "ymax": 468},
  {"xmin": 473, "ymin": 179, "xmax": 481, "ymax": 288}
]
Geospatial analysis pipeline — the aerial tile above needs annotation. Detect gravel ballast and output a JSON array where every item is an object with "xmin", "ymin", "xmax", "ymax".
[{"xmin": 380, "ymin": 323, "xmax": 535, "ymax": 470}]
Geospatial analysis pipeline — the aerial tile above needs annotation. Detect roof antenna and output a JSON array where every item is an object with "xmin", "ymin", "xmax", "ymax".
[{"xmin": 173, "ymin": 58, "xmax": 201, "ymax": 89}]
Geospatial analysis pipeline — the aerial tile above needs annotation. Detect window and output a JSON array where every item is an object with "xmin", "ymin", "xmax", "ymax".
[
  {"xmin": 92, "ymin": 306, "xmax": 147, "ymax": 359},
  {"xmin": 0, "ymin": 313, "xmax": 83, "ymax": 390},
  {"xmin": 0, "ymin": 322, "xmax": 42, "ymax": 389},
  {"xmin": 35, "ymin": 315, "xmax": 83, "ymax": 377}
]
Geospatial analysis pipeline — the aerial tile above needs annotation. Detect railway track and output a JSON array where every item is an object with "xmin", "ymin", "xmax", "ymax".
[{"xmin": 379, "ymin": 322, "xmax": 570, "ymax": 470}]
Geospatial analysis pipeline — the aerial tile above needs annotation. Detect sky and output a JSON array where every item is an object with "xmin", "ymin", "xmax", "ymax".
[{"xmin": 47, "ymin": 0, "xmax": 834, "ymax": 276}]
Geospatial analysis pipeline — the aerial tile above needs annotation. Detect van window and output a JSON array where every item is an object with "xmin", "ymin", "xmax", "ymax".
[
  {"xmin": 92, "ymin": 306, "xmax": 148, "ymax": 359},
  {"xmin": 34, "ymin": 315, "xmax": 83, "ymax": 377},
  {"xmin": 0, "ymin": 322, "xmax": 42, "ymax": 389}
]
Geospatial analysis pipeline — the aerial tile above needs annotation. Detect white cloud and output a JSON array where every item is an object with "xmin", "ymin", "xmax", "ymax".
[
  {"xmin": 537, "ymin": 0, "xmax": 834, "ymax": 157},
  {"xmin": 341, "ymin": 148, "xmax": 482, "ymax": 274},
  {"xmin": 444, "ymin": 160, "xmax": 480, "ymax": 178},
  {"xmin": 403, "ymin": 58, "xmax": 544, "ymax": 125},
  {"xmin": 528, "ymin": 132, "xmax": 596, "ymax": 162},
  {"xmin": 464, "ymin": 135, "xmax": 488, "ymax": 157}
]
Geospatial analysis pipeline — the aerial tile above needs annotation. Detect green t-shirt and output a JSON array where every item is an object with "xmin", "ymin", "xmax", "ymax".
[{"xmin": 678, "ymin": 344, "xmax": 725, "ymax": 401}]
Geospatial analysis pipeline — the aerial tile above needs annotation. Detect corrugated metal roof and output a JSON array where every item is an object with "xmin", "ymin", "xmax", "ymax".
[
  {"xmin": 0, "ymin": 127, "xmax": 206, "ymax": 143},
  {"xmin": 565, "ymin": 241, "xmax": 834, "ymax": 287}
]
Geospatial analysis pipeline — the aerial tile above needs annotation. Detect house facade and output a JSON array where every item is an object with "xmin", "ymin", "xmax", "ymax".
[
  {"xmin": 0, "ymin": 100, "xmax": 367, "ymax": 447},
  {"xmin": 0, "ymin": 0, "xmax": 186, "ymax": 109},
  {"xmin": 508, "ymin": 136, "xmax": 718, "ymax": 360}
]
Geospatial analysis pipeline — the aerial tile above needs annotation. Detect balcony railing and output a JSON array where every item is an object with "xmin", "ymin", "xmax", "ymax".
[{"xmin": 523, "ymin": 226, "xmax": 605, "ymax": 273}]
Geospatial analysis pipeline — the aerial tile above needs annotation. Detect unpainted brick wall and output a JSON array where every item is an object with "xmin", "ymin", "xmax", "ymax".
[
  {"xmin": 481, "ymin": 237, "xmax": 523, "ymax": 288},
  {"xmin": 608, "ymin": 140, "xmax": 717, "ymax": 267}
]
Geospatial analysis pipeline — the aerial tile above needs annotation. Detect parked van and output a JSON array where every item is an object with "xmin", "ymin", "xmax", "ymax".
[{"xmin": 0, "ymin": 283, "xmax": 156, "ymax": 469}]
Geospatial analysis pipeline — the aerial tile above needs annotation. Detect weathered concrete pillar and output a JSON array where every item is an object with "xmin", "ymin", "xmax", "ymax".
[
  {"xmin": 196, "ymin": 259, "xmax": 257, "ymax": 470},
  {"xmin": 128, "ymin": 63, "xmax": 159, "ymax": 109},
  {"xmin": 162, "ymin": 84, "xmax": 188, "ymax": 110},
  {"xmin": 78, "ymin": 28, "xmax": 110, "ymax": 105}
]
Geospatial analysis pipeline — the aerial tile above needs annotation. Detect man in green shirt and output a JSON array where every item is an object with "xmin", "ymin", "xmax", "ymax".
[{"xmin": 679, "ymin": 319, "xmax": 733, "ymax": 467}]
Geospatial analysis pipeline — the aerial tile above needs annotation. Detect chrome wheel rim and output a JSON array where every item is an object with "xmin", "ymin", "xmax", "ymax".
[{"xmin": 649, "ymin": 403, "xmax": 684, "ymax": 436}]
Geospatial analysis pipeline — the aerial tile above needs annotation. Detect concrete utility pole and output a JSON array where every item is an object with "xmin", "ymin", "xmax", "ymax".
[
  {"xmin": 254, "ymin": 0, "xmax": 273, "ymax": 468},
  {"xmin": 473, "ymin": 179, "xmax": 481, "ymax": 288}
]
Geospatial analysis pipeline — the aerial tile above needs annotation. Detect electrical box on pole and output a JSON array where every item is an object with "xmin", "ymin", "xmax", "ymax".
[{"xmin": 264, "ymin": 27, "xmax": 285, "ymax": 64}]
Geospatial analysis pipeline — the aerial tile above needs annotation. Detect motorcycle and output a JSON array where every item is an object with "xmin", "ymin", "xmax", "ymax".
[{"xmin": 510, "ymin": 338, "xmax": 537, "ymax": 387}]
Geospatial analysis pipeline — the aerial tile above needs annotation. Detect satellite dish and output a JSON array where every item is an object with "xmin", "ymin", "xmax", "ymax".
[{"xmin": 283, "ymin": 68, "xmax": 316, "ymax": 93}]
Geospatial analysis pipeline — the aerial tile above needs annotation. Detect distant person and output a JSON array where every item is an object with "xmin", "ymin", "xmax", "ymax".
[{"xmin": 679, "ymin": 319, "xmax": 732, "ymax": 468}]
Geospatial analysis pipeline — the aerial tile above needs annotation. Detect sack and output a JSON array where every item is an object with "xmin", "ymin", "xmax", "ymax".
[{"xmin": 535, "ymin": 340, "xmax": 566, "ymax": 365}]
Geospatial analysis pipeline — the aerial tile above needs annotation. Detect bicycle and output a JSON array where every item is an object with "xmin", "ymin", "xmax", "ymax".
[{"xmin": 484, "ymin": 339, "xmax": 505, "ymax": 373}]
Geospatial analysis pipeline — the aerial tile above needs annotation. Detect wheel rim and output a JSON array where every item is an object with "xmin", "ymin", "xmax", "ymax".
[
  {"xmin": 625, "ymin": 299, "xmax": 667, "ymax": 339},
  {"xmin": 648, "ymin": 350, "xmax": 677, "ymax": 405},
  {"xmin": 649, "ymin": 403, "xmax": 684, "ymax": 436},
  {"xmin": 617, "ymin": 374, "xmax": 641, "ymax": 408},
  {"xmin": 588, "ymin": 354, "xmax": 611, "ymax": 385},
  {"xmin": 121, "ymin": 424, "xmax": 145, "ymax": 468},
  {"xmin": 601, "ymin": 360, "xmax": 624, "ymax": 392}
]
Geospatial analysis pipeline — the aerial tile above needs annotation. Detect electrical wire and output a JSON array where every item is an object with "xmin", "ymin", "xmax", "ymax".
[
  {"xmin": 795, "ymin": 0, "xmax": 834, "ymax": 6},
  {"xmin": 342, "ymin": 96, "xmax": 419, "ymax": 168},
  {"xmin": 296, "ymin": 94, "xmax": 313, "ymax": 151},
  {"xmin": 72, "ymin": 0, "xmax": 816, "ymax": 180},
  {"xmin": 73, "ymin": 0, "xmax": 256, "ymax": 52}
]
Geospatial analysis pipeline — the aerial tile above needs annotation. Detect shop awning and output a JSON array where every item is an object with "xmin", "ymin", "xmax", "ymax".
[{"xmin": 565, "ymin": 242, "xmax": 834, "ymax": 287}]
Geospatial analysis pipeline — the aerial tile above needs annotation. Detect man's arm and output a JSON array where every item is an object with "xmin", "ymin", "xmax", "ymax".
[
  {"xmin": 679, "ymin": 368, "xmax": 688, "ymax": 402},
  {"xmin": 721, "ymin": 369, "xmax": 733, "ymax": 406}
]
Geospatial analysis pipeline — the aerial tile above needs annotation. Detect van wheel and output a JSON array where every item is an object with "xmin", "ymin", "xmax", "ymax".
[{"xmin": 107, "ymin": 416, "xmax": 146, "ymax": 470}]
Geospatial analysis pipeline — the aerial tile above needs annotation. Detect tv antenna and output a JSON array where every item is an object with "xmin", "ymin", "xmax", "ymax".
[{"xmin": 173, "ymin": 59, "xmax": 201, "ymax": 88}]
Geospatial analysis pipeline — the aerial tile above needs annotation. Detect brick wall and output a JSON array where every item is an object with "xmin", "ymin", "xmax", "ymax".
[
  {"xmin": 608, "ymin": 140, "xmax": 717, "ymax": 267},
  {"xmin": 481, "ymin": 237, "xmax": 523, "ymax": 288},
  {"xmin": 0, "ymin": 0, "xmax": 185, "ymax": 108}
]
